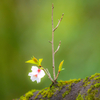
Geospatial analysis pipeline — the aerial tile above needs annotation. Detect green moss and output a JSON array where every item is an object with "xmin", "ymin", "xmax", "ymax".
[
  {"xmin": 94, "ymin": 83, "xmax": 100, "ymax": 88},
  {"xmin": 19, "ymin": 89, "xmax": 37, "ymax": 100},
  {"xmin": 86, "ymin": 84, "xmax": 99, "ymax": 100},
  {"xmin": 19, "ymin": 95, "xmax": 26, "ymax": 100},
  {"xmin": 57, "ymin": 80, "xmax": 67, "ymax": 87},
  {"xmin": 88, "ymin": 83, "xmax": 100, "ymax": 94},
  {"xmin": 85, "ymin": 94, "xmax": 94, "ymax": 100},
  {"xmin": 31, "ymin": 89, "xmax": 37, "ymax": 93},
  {"xmin": 35, "ymin": 88, "xmax": 46, "ymax": 99},
  {"xmin": 94, "ymin": 77, "xmax": 100, "ymax": 80},
  {"xmin": 88, "ymin": 88, "xmax": 92, "ymax": 93},
  {"xmin": 76, "ymin": 94, "xmax": 84, "ymax": 100},
  {"xmin": 34, "ymin": 91, "xmax": 40, "ymax": 99},
  {"xmin": 25, "ymin": 91, "xmax": 33, "ymax": 99},
  {"xmin": 18, "ymin": 79, "xmax": 82, "ymax": 100},
  {"xmin": 17, "ymin": 73, "xmax": 100, "ymax": 100},
  {"xmin": 86, "ymin": 89, "xmax": 99, "ymax": 100},
  {"xmin": 77, "ymin": 73, "xmax": 100, "ymax": 100},
  {"xmin": 59, "ymin": 79, "xmax": 81, "ymax": 98},
  {"xmin": 90, "ymin": 73, "xmax": 100, "ymax": 80},
  {"xmin": 35, "ymin": 81, "xmax": 70, "ymax": 99},
  {"xmin": 83, "ymin": 73, "xmax": 100, "ymax": 87},
  {"xmin": 83, "ymin": 76, "xmax": 91, "ymax": 87},
  {"xmin": 35, "ymin": 87, "xmax": 55, "ymax": 99},
  {"xmin": 67, "ymin": 78, "xmax": 81, "ymax": 84},
  {"xmin": 62, "ymin": 84, "xmax": 72, "ymax": 98},
  {"xmin": 83, "ymin": 77, "xmax": 88, "ymax": 82},
  {"xmin": 83, "ymin": 82, "xmax": 91, "ymax": 87},
  {"xmin": 42, "ymin": 89, "xmax": 54, "ymax": 98},
  {"xmin": 56, "ymin": 80, "xmax": 68, "ymax": 91},
  {"xmin": 62, "ymin": 91, "xmax": 69, "ymax": 97}
]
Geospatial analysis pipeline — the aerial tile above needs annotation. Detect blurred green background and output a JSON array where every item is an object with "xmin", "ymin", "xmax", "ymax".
[{"xmin": 0, "ymin": 0, "xmax": 100, "ymax": 100}]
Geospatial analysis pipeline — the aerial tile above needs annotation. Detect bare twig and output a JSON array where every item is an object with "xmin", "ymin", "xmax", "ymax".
[
  {"xmin": 51, "ymin": 4, "xmax": 64, "ymax": 82},
  {"xmin": 53, "ymin": 13, "xmax": 64, "ymax": 32},
  {"xmin": 51, "ymin": 3, "xmax": 55, "ymax": 80},
  {"xmin": 46, "ymin": 68, "xmax": 51, "ymax": 76},
  {"xmin": 42, "ymin": 67, "xmax": 54, "ymax": 82},
  {"xmin": 55, "ymin": 71, "xmax": 60, "ymax": 81},
  {"xmin": 50, "ymin": 4, "xmax": 64, "ymax": 83},
  {"xmin": 54, "ymin": 41, "xmax": 61, "ymax": 54}
]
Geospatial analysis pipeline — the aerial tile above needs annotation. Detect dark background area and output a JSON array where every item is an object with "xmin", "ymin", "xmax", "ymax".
[{"xmin": 0, "ymin": 0, "xmax": 100, "ymax": 100}]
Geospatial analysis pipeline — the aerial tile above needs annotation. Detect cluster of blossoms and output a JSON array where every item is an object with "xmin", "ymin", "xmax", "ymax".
[
  {"xmin": 28, "ymin": 66, "xmax": 45, "ymax": 83},
  {"xmin": 26, "ymin": 57, "xmax": 45, "ymax": 83},
  {"xmin": 26, "ymin": 56, "xmax": 64, "ymax": 83}
]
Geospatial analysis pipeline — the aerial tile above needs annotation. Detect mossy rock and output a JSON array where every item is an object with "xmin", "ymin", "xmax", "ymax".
[{"xmin": 15, "ymin": 73, "xmax": 100, "ymax": 100}]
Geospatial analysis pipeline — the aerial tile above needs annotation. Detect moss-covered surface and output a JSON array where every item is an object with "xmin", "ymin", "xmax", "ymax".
[{"xmin": 15, "ymin": 73, "xmax": 100, "ymax": 100}]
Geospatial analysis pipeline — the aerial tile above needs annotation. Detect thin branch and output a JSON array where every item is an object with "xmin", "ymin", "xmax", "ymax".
[
  {"xmin": 51, "ymin": 4, "xmax": 64, "ymax": 83},
  {"xmin": 51, "ymin": 3, "xmax": 55, "ymax": 80},
  {"xmin": 46, "ymin": 68, "xmax": 51, "ymax": 77},
  {"xmin": 54, "ymin": 41, "xmax": 61, "ymax": 54},
  {"xmin": 42, "ymin": 67, "xmax": 54, "ymax": 82},
  {"xmin": 53, "ymin": 13, "xmax": 64, "ymax": 32},
  {"xmin": 55, "ymin": 71, "xmax": 60, "ymax": 81}
]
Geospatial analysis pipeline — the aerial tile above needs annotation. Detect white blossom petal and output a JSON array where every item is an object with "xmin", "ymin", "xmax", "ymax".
[
  {"xmin": 36, "ymin": 78, "xmax": 41, "ymax": 83},
  {"xmin": 38, "ymin": 70, "xmax": 45, "ymax": 78},
  {"xmin": 31, "ymin": 77, "xmax": 36, "ymax": 82},
  {"xmin": 28, "ymin": 66, "xmax": 45, "ymax": 83},
  {"xmin": 31, "ymin": 66, "xmax": 38, "ymax": 72},
  {"xmin": 28, "ymin": 72, "xmax": 33, "ymax": 76}
]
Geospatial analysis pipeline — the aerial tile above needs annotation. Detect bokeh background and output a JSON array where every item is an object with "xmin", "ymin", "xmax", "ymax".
[{"xmin": 0, "ymin": 0, "xmax": 100, "ymax": 100}]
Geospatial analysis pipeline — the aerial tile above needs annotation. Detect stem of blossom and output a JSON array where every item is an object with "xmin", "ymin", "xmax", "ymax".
[
  {"xmin": 42, "ymin": 67, "xmax": 54, "ymax": 82},
  {"xmin": 52, "ymin": 3, "xmax": 55, "ymax": 80}
]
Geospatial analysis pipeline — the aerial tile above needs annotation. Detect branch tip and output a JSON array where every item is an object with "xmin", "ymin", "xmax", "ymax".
[
  {"xmin": 53, "ymin": 13, "xmax": 64, "ymax": 32},
  {"xmin": 49, "ymin": 41, "xmax": 52, "ymax": 44},
  {"xmin": 59, "ymin": 41, "xmax": 61, "ymax": 45},
  {"xmin": 54, "ymin": 41, "xmax": 61, "ymax": 54},
  {"xmin": 62, "ymin": 13, "xmax": 64, "ymax": 16},
  {"xmin": 52, "ymin": 3, "xmax": 54, "ymax": 9}
]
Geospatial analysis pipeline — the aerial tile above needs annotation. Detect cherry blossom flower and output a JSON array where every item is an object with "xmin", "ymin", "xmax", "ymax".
[{"xmin": 28, "ymin": 66, "xmax": 45, "ymax": 83}]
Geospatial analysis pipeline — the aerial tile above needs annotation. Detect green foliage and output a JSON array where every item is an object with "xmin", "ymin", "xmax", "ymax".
[
  {"xmin": 58, "ymin": 60, "xmax": 64, "ymax": 72},
  {"xmin": 26, "ymin": 56, "xmax": 43, "ymax": 66}
]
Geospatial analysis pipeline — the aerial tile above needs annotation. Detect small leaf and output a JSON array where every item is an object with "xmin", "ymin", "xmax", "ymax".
[
  {"xmin": 32, "ymin": 57, "xmax": 38, "ymax": 63},
  {"xmin": 39, "ymin": 59, "xmax": 43, "ymax": 66},
  {"xmin": 25, "ymin": 60, "xmax": 38, "ymax": 65},
  {"xmin": 25, "ymin": 57, "xmax": 39, "ymax": 65},
  {"xmin": 58, "ymin": 60, "xmax": 64, "ymax": 72}
]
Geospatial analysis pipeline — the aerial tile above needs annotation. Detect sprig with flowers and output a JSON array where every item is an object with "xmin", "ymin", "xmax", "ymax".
[{"xmin": 26, "ymin": 4, "xmax": 64, "ymax": 84}]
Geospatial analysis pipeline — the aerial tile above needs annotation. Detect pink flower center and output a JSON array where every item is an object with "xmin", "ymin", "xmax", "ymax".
[
  {"xmin": 37, "ymin": 69, "xmax": 41, "ymax": 73},
  {"xmin": 34, "ymin": 74, "xmax": 38, "ymax": 77}
]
